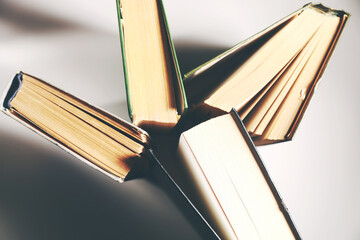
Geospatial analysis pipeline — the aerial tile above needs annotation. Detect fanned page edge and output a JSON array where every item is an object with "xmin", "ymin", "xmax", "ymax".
[
  {"xmin": 182, "ymin": 4, "xmax": 349, "ymax": 146},
  {"xmin": 22, "ymin": 72, "xmax": 151, "ymax": 146},
  {"xmin": 284, "ymin": 9, "xmax": 349, "ymax": 141},
  {"xmin": 183, "ymin": 3, "xmax": 349, "ymax": 82}
]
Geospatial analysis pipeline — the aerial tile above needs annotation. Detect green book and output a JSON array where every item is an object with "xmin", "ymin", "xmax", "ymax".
[
  {"xmin": 117, "ymin": 0, "xmax": 186, "ymax": 131},
  {"xmin": 117, "ymin": 2, "xmax": 349, "ymax": 145}
]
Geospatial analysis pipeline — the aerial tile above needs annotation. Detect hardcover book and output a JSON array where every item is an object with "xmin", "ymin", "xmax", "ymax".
[
  {"xmin": 1, "ymin": 72, "xmax": 218, "ymax": 239},
  {"xmin": 177, "ymin": 109, "xmax": 301, "ymax": 239},
  {"xmin": 183, "ymin": 3, "xmax": 349, "ymax": 145},
  {"xmin": 117, "ymin": 0, "xmax": 186, "ymax": 131}
]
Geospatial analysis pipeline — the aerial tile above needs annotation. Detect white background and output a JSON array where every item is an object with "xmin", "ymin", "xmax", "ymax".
[{"xmin": 0, "ymin": 0, "xmax": 359, "ymax": 239}]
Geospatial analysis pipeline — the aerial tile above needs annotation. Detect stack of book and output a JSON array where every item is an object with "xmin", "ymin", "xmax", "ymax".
[{"xmin": 1, "ymin": 1, "xmax": 348, "ymax": 239}]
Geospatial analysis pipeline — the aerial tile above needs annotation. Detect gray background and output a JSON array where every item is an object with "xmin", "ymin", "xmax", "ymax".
[{"xmin": 0, "ymin": 0, "xmax": 359, "ymax": 239}]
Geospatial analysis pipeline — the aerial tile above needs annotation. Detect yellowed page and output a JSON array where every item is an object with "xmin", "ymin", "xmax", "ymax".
[
  {"xmin": 204, "ymin": 9, "xmax": 322, "ymax": 112},
  {"xmin": 121, "ymin": 0, "xmax": 178, "ymax": 128},
  {"xmin": 264, "ymin": 15, "xmax": 340, "ymax": 140}
]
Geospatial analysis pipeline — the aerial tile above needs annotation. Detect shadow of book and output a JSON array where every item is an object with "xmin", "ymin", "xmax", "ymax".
[
  {"xmin": 0, "ymin": 0, "xmax": 82, "ymax": 33},
  {"xmin": 174, "ymin": 41, "xmax": 230, "ymax": 75},
  {"xmin": 101, "ymin": 100, "xmax": 132, "ymax": 123},
  {"xmin": 0, "ymin": 131, "xmax": 207, "ymax": 240}
]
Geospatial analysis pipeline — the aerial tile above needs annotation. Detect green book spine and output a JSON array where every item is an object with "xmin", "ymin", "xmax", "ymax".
[
  {"xmin": 159, "ymin": 0, "xmax": 188, "ymax": 115},
  {"xmin": 116, "ymin": 0, "xmax": 133, "ymax": 121}
]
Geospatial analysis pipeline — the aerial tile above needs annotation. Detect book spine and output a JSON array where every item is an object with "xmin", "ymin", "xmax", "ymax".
[
  {"xmin": 230, "ymin": 108, "xmax": 302, "ymax": 240},
  {"xmin": 286, "ymin": 11, "xmax": 350, "ymax": 140},
  {"xmin": 1, "ymin": 73, "xmax": 22, "ymax": 109}
]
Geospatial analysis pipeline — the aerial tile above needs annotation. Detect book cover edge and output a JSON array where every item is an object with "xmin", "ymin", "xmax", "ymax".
[
  {"xmin": 116, "ymin": 0, "xmax": 134, "ymax": 121},
  {"xmin": 1, "ymin": 72, "xmax": 22, "ymax": 110},
  {"xmin": 229, "ymin": 108, "xmax": 302, "ymax": 240},
  {"xmin": 145, "ymin": 148, "xmax": 220, "ymax": 239},
  {"xmin": 159, "ymin": 0, "xmax": 188, "ymax": 114}
]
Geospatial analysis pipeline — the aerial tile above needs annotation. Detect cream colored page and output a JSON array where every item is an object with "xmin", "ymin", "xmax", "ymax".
[
  {"xmin": 178, "ymin": 135, "xmax": 237, "ymax": 240},
  {"xmin": 23, "ymin": 74, "xmax": 149, "ymax": 145},
  {"xmin": 205, "ymin": 9, "xmax": 322, "ymax": 112},
  {"xmin": 251, "ymin": 23, "xmax": 323, "ymax": 136},
  {"xmin": 215, "ymin": 117, "xmax": 294, "ymax": 239},
  {"xmin": 184, "ymin": 114, "xmax": 295, "ymax": 239},
  {"xmin": 12, "ymin": 84, "xmax": 134, "ymax": 178},
  {"xmin": 265, "ymin": 16, "xmax": 340, "ymax": 140},
  {"xmin": 25, "ymin": 78, "xmax": 142, "ymax": 153},
  {"xmin": 184, "ymin": 115, "xmax": 261, "ymax": 240},
  {"xmin": 242, "ymin": 56, "xmax": 296, "ymax": 129},
  {"xmin": 121, "ymin": 0, "xmax": 178, "ymax": 126},
  {"xmin": 186, "ymin": 7, "xmax": 300, "ymax": 80}
]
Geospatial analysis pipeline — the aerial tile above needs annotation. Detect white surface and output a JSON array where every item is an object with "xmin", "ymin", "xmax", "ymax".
[{"xmin": 0, "ymin": 0, "xmax": 359, "ymax": 239}]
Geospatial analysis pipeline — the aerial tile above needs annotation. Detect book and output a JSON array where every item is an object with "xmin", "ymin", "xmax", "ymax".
[
  {"xmin": 117, "ymin": 2, "xmax": 348, "ymax": 145},
  {"xmin": 117, "ymin": 0, "xmax": 186, "ymax": 131},
  {"xmin": 182, "ymin": 3, "xmax": 349, "ymax": 145},
  {"xmin": 177, "ymin": 109, "xmax": 301, "ymax": 239},
  {"xmin": 1, "ymin": 72, "xmax": 219, "ymax": 239}
]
